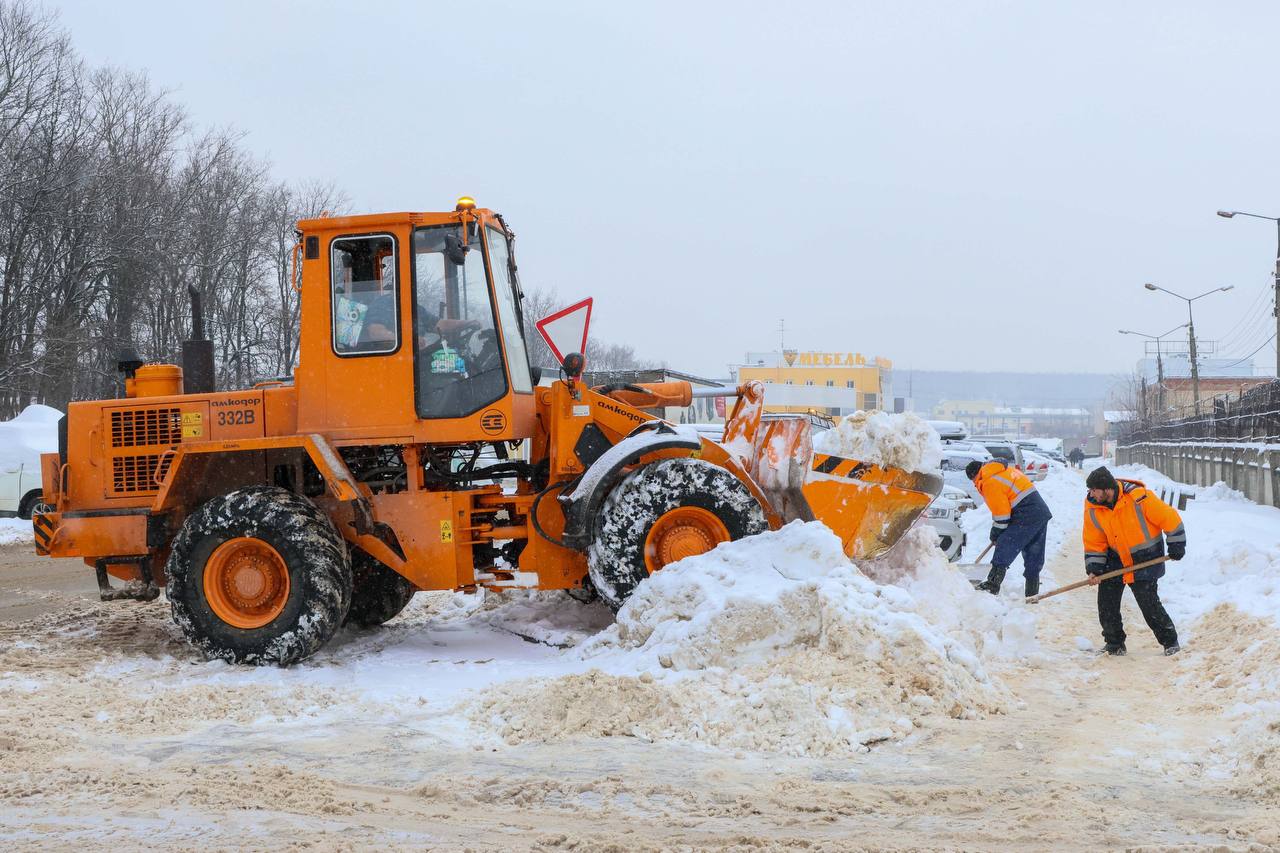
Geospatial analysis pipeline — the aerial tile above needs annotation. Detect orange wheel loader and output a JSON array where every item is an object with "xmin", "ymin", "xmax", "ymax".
[{"xmin": 32, "ymin": 199, "xmax": 941, "ymax": 665}]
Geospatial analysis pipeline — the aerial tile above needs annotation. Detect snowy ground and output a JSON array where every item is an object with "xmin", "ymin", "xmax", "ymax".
[
  {"xmin": 0, "ymin": 519, "xmax": 33, "ymax": 546},
  {"xmin": 1, "ymin": 464, "xmax": 1279, "ymax": 849}
]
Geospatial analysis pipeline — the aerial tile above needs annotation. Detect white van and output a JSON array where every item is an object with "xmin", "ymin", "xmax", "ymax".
[{"xmin": 0, "ymin": 405, "xmax": 60, "ymax": 519}]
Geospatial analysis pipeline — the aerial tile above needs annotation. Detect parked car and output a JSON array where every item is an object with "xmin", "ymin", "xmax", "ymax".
[
  {"xmin": 939, "ymin": 483, "xmax": 977, "ymax": 513},
  {"xmin": 939, "ymin": 441, "xmax": 992, "ymax": 473},
  {"xmin": 1021, "ymin": 449, "xmax": 1056, "ymax": 481},
  {"xmin": 975, "ymin": 440, "xmax": 1025, "ymax": 472},
  {"xmin": 925, "ymin": 487, "xmax": 971, "ymax": 562}
]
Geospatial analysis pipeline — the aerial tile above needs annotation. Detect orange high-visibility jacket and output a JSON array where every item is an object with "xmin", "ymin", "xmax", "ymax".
[
  {"xmin": 973, "ymin": 461, "xmax": 1037, "ymax": 531},
  {"xmin": 1082, "ymin": 479, "xmax": 1185, "ymax": 582}
]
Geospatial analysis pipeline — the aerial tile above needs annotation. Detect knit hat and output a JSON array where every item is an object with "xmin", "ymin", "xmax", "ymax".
[
  {"xmin": 1086, "ymin": 466, "xmax": 1119, "ymax": 492},
  {"xmin": 964, "ymin": 460, "xmax": 983, "ymax": 480}
]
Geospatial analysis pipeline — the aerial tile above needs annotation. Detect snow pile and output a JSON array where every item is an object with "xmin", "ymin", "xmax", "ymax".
[
  {"xmin": 0, "ymin": 520, "xmax": 33, "ymax": 546},
  {"xmin": 470, "ymin": 522, "xmax": 1008, "ymax": 756},
  {"xmin": 815, "ymin": 410, "xmax": 942, "ymax": 473},
  {"xmin": 869, "ymin": 527, "xmax": 1042, "ymax": 661},
  {"xmin": 1173, "ymin": 605, "xmax": 1280, "ymax": 802}
]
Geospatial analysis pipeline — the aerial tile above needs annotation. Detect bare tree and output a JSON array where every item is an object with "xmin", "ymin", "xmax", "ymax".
[
  {"xmin": 0, "ymin": 0, "xmax": 658, "ymax": 418},
  {"xmin": 521, "ymin": 285, "xmax": 655, "ymax": 372}
]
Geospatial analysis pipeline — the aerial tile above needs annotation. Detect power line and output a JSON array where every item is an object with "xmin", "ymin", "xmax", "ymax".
[
  {"xmin": 1219, "ymin": 333, "xmax": 1277, "ymax": 369},
  {"xmin": 1222, "ymin": 316, "xmax": 1275, "ymax": 356},
  {"xmin": 1213, "ymin": 277, "xmax": 1274, "ymax": 348},
  {"xmin": 1217, "ymin": 278, "xmax": 1274, "ymax": 349}
]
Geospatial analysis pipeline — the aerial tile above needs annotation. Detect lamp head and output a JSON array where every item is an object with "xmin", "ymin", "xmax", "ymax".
[
  {"xmin": 1217, "ymin": 210, "xmax": 1237, "ymax": 218},
  {"xmin": 1144, "ymin": 283, "xmax": 1157, "ymax": 291}
]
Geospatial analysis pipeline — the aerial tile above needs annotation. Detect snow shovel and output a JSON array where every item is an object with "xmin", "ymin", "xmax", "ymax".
[
  {"xmin": 1025, "ymin": 556, "xmax": 1169, "ymax": 603},
  {"xmin": 963, "ymin": 542, "xmax": 995, "ymax": 589}
]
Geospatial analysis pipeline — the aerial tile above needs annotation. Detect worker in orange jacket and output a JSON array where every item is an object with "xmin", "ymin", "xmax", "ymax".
[
  {"xmin": 1083, "ymin": 467, "xmax": 1183, "ymax": 656},
  {"xmin": 965, "ymin": 459, "xmax": 1053, "ymax": 596}
]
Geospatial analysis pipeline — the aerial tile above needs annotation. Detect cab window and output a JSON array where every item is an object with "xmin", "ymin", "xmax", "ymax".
[
  {"xmin": 486, "ymin": 227, "xmax": 532, "ymax": 394},
  {"xmin": 331, "ymin": 234, "xmax": 398, "ymax": 355},
  {"xmin": 413, "ymin": 225, "xmax": 507, "ymax": 418}
]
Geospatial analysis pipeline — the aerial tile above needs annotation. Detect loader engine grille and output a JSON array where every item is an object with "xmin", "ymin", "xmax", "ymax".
[
  {"xmin": 111, "ymin": 408, "xmax": 181, "ymax": 448},
  {"xmin": 107, "ymin": 406, "xmax": 181, "ymax": 495},
  {"xmin": 112, "ymin": 453, "xmax": 173, "ymax": 494}
]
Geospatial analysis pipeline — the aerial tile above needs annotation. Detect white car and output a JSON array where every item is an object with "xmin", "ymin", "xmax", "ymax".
[
  {"xmin": 1019, "ymin": 449, "xmax": 1052, "ymax": 482},
  {"xmin": 939, "ymin": 441, "xmax": 992, "ymax": 473},
  {"xmin": 0, "ymin": 404, "xmax": 60, "ymax": 519},
  {"xmin": 925, "ymin": 485, "xmax": 973, "ymax": 562}
]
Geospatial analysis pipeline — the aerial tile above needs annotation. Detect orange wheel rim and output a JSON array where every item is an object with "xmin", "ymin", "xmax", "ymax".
[
  {"xmin": 203, "ymin": 537, "xmax": 290, "ymax": 629},
  {"xmin": 644, "ymin": 506, "xmax": 730, "ymax": 574}
]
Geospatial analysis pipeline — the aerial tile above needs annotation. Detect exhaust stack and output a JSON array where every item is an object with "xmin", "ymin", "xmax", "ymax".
[{"xmin": 182, "ymin": 285, "xmax": 215, "ymax": 394}]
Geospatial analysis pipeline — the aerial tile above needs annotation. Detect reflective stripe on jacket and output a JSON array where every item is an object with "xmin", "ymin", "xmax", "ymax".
[
  {"xmin": 974, "ymin": 461, "xmax": 1037, "ymax": 530},
  {"xmin": 1082, "ymin": 478, "xmax": 1185, "ymax": 583}
]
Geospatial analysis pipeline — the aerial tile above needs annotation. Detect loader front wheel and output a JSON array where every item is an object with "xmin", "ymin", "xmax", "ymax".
[
  {"xmin": 345, "ymin": 548, "xmax": 416, "ymax": 628},
  {"xmin": 166, "ymin": 487, "xmax": 352, "ymax": 666},
  {"xmin": 587, "ymin": 458, "xmax": 767, "ymax": 611}
]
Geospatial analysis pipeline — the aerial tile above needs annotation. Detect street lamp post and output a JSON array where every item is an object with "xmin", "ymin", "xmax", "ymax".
[
  {"xmin": 1143, "ymin": 283, "xmax": 1234, "ymax": 416},
  {"xmin": 1217, "ymin": 210, "xmax": 1280, "ymax": 378},
  {"xmin": 1119, "ymin": 322, "xmax": 1189, "ymax": 417}
]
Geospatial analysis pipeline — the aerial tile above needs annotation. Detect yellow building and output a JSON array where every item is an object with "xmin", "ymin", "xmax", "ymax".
[{"xmin": 736, "ymin": 350, "xmax": 893, "ymax": 415}]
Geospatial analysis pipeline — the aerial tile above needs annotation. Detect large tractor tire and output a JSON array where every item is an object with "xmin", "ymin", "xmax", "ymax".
[
  {"xmin": 166, "ymin": 487, "xmax": 352, "ymax": 666},
  {"xmin": 344, "ymin": 548, "xmax": 416, "ymax": 628},
  {"xmin": 587, "ymin": 458, "xmax": 768, "ymax": 611}
]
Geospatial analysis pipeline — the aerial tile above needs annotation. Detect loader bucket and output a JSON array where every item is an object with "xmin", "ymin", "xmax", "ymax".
[
  {"xmin": 802, "ymin": 453, "xmax": 942, "ymax": 560},
  {"xmin": 714, "ymin": 380, "xmax": 940, "ymax": 559}
]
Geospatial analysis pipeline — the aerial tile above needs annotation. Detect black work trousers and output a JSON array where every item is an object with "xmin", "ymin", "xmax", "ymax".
[{"xmin": 1097, "ymin": 576, "xmax": 1178, "ymax": 648}]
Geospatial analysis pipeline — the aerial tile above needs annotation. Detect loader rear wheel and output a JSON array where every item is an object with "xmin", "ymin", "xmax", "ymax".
[
  {"xmin": 345, "ymin": 548, "xmax": 416, "ymax": 628},
  {"xmin": 166, "ymin": 487, "xmax": 352, "ymax": 666},
  {"xmin": 587, "ymin": 458, "xmax": 767, "ymax": 611}
]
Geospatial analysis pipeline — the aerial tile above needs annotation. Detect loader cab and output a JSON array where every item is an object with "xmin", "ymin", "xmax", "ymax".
[{"xmin": 295, "ymin": 204, "xmax": 536, "ymax": 442}]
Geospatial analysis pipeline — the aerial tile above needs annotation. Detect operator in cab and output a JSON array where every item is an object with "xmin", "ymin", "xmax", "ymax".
[{"xmin": 966, "ymin": 459, "xmax": 1053, "ymax": 597}]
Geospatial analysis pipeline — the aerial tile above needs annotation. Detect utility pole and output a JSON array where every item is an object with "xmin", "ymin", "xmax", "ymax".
[
  {"xmin": 1119, "ymin": 322, "xmax": 1186, "ymax": 418},
  {"xmin": 1216, "ymin": 210, "xmax": 1280, "ymax": 376},
  {"xmin": 1274, "ymin": 218, "xmax": 1279, "ymax": 378},
  {"xmin": 1188, "ymin": 318, "xmax": 1201, "ymax": 416},
  {"xmin": 1144, "ymin": 283, "xmax": 1233, "ymax": 416},
  {"xmin": 1154, "ymin": 345, "xmax": 1164, "ymax": 414}
]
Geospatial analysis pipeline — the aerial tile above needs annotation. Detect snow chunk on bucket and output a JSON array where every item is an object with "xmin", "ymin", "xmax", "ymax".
[
  {"xmin": 814, "ymin": 410, "xmax": 942, "ymax": 472},
  {"xmin": 469, "ymin": 523, "xmax": 1008, "ymax": 756}
]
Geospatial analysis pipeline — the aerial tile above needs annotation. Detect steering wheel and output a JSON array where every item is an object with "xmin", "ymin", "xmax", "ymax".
[{"xmin": 461, "ymin": 327, "xmax": 502, "ymax": 375}]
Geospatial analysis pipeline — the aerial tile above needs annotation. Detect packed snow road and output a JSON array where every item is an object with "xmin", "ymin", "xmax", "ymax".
[{"xmin": 1, "ymin": 466, "xmax": 1278, "ymax": 850}]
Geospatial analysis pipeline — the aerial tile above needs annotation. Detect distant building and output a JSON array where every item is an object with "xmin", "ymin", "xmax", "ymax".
[
  {"xmin": 735, "ymin": 350, "xmax": 892, "ymax": 415},
  {"xmin": 933, "ymin": 398, "xmax": 1092, "ymax": 438},
  {"xmin": 1154, "ymin": 376, "xmax": 1273, "ymax": 414}
]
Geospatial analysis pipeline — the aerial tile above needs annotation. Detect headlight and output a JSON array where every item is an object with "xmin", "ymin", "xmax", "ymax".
[{"xmin": 925, "ymin": 506, "xmax": 950, "ymax": 519}]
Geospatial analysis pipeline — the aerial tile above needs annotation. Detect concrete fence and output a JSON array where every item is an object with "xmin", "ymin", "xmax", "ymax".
[{"xmin": 1116, "ymin": 442, "xmax": 1280, "ymax": 509}]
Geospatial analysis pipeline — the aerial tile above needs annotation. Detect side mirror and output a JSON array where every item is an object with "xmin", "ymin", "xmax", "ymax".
[{"xmin": 444, "ymin": 233, "xmax": 470, "ymax": 266}]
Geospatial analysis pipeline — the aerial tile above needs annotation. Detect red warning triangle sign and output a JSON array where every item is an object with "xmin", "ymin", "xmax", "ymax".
[{"xmin": 535, "ymin": 297, "xmax": 592, "ymax": 367}]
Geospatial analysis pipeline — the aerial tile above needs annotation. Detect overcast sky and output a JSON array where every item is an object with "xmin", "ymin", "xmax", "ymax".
[{"xmin": 52, "ymin": 0, "xmax": 1280, "ymax": 378}]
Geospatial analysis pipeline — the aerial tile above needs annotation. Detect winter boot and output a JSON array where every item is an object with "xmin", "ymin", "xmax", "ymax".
[
  {"xmin": 976, "ymin": 565, "xmax": 1007, "ymax": 595},
  {"xmin": 1163, "ymin": 643, "xmax": 1181, "ymax": 656},
  {"xmin": 1024, "ymin": 576, "xmax": 1040, "ymax": 598},
  {"xmin": 1102, "ymin": 643, "xmax": 1127, "ymax": 656}
]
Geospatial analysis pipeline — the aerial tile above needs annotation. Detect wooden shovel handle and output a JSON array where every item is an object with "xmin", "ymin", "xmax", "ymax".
[
  {"xmin": 1027, "ymin": 556, "xmax": 1170, "ymax": 603},
  {"xmin": 973, "ymin": 542, "xmax": 994, "ymax": 564}
]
